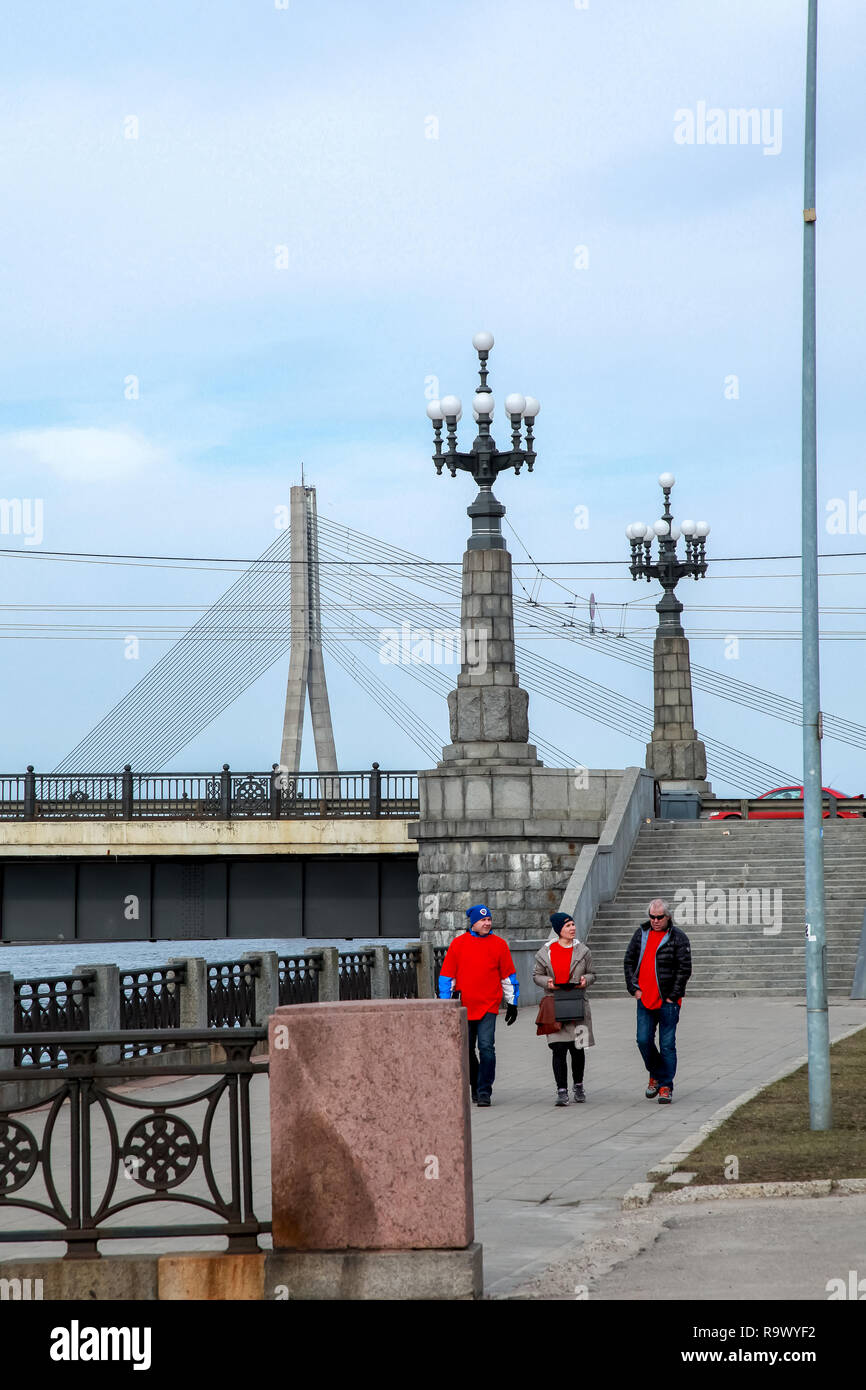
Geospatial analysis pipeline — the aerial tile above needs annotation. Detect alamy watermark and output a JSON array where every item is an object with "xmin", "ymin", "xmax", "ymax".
[
  {"xmin": 674, "ymin": 103, "xmax": 782, "ymax": 156},
  {"xmin": 826, "ymin": 491, "xmax": 866, "ymax": 535},
  {"xmin": 0, "ymin": 498, "xmax": 43, "ymax": 545},
  {"xmin": 826, "ymin": 1270, "xmax": 866, "ymax": 1299},
  {"xmin": 379, "ymin": 622, "xmax": 487, "ymax": 672},
  {"xmin": 1, "ymin": 1277, "xmax": 43, "ymax": 1300},
  {"xmin": 673, "ymin": 881, "xmax": 782, "ymax": 935}
]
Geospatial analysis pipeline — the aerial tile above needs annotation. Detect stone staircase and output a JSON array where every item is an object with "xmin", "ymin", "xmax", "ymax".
[{"xmin": 586, "ymin": 818, "xmax": 866, "ymax": 997}]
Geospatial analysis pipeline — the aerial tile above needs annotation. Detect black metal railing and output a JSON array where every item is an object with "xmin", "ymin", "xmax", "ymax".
[
  {"xmin": 13, "ymin": 973, "xmax": 95, "ymax": 1068},
  {"xmin": 338, "ymin": 951, "xmax": 374, "ymax": 1001},
  {"xmin": 278, "ymin": 953, "xmax": 322, "ymax": 1005},
  {"xmin": 119, "ymin": 966, "xmax": 184, "ymax": 1058},
  {"xmin": 207, "ymin": 960, "xmax": 258, "ymax": 1028},
  {"xmin": 432, "ymin": 945, "xmax": 447, "ymax": 995},
  {"xmin": 5, "ymin": 948, "xmax": 432, "ymax": 1071},
  {"xmin": 0, "ymin": 765, "xmax": 419, "ymax": 821},
  {"xmin": 389, "ymin": 947, "xmax": 421, "ymax": 998},
  {"xmin": 0, "ymin": 1029, "xmax": 269, "ymax": 1257}
]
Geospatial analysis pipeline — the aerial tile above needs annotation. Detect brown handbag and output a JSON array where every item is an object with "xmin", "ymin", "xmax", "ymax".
[{"xmin": 535, "ymin": 992, "xmax": 562, "ymax": 1035}]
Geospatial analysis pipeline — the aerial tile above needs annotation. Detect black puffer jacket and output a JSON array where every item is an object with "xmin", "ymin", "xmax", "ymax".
[{"xmin": 623, "ymin": 922, "xmax": 692, "ymax": 1001}]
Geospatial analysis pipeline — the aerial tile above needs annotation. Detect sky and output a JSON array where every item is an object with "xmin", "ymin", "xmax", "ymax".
[{"xmin": 1, "ymin": 0, "xmax": 865, "ymax": 795}]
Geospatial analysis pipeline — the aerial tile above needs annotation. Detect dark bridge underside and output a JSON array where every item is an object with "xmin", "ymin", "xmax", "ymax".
[{"xmin": 0, "ymin": 855, "xmax": 419, "ymax": 943}]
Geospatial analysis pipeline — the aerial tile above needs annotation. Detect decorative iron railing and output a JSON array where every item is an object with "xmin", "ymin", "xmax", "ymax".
[
  {"xmin": 389, "ymin": 947, "xmax": 421, "ymax": 999},
  {"xmin": 0, "ymin": 765, "xmax": 419, "ymax": 821},
  {"xmin": 5, "ymin": 948, "xmax": 434, "ymax": 1072},
  {"xmin": 277, "ymin": 953, "xmax": 322, "ymax": 1005},
  {"xmin": 207, "ymin": 960, "xmax": 258, "ymax": 1028},
  {"xmin": 338, "ymin": 951, "xmax": 374, "ymax": 1001},
  {"xmin": 119, "ymin": 966, "xmax": 184, "ymax": 1059},
  {"xmin": 0, "ymin": 1029, "xmax": 269, "ymax": 1257},
  {"xmin": 13, "ymin": 973, "xmax": 95, "ymax": 1068}
]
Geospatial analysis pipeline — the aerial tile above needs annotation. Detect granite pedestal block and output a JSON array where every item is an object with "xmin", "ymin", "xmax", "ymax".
[
  {"xmin": 268, "ymin": 999, "xmax": 474, "ymax": 1252},
  {"xmin": 264, "ymin": 1245, "xmax": 482, "ymax": 1300}
]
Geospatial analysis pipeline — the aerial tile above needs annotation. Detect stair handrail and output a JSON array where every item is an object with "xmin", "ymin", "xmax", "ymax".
[{"xmin": 558, "ymin": 767, "xmax": 657, "ymax": 943}]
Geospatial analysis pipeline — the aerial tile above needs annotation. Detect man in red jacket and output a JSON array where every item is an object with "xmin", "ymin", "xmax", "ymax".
[{"xmin": 438, "ymin": 904, "xmax": 519, "ymax": 1107}]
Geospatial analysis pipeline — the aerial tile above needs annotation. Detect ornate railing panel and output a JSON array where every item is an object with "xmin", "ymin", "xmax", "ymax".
[
  {"xmin": 388, "ymin": 947, "xmax": 420, "ymax": 999},
  {"xmin": 380, "ymin": 771, "xmax": 421, "ymax": 817},
  {"xmin": 119, "ymin": 966, "xmax": 184, "ymax": 1058},
  {"xmin": 338, "ymin": 951, "xmax": 374, "ymax": 1001},
  {"xmin": 131, "ymin": 774, "xmax": 221, "ymax": 820},
  {"xmin": 0, "ymin": 1029, "xmax": 269, "ymax": 1256},
  {"xmin": 207, "ymin": 961, "xmax": 258, "ymax": 1028},
  {"xmin": 34, "ymin": 775, "xmax": 124, "ymax": 820},
  {"xmin": 13, "ymin": 974, "xmax": 95, "ymax": 1068},
  {"xmin": 0, "ymin": 774, "xmax": 25, "ymax": 818},
  {"xmin": 277, "ymin": 953, "xmax": 322, "ymax": 1005}
]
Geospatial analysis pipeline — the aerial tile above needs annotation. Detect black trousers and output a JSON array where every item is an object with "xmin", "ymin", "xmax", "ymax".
[{"xmin": 549, "ymin": 1041, "xmax": 585, "ymax": 1089}]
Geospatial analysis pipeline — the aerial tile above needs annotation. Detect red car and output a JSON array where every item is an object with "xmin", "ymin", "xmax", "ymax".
[{"xmin": 711, "ymin": 786, "xmax": 864, "ymax": 819}]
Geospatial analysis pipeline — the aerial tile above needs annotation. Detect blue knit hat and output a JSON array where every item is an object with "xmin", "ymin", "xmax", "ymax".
[
  {"xmin": 550, "ymin": 912, "xmax": 574, "ymax": 936},
  {"xmin": 466, "ymin": 904, "xmax": 491, "ymax": 927}
]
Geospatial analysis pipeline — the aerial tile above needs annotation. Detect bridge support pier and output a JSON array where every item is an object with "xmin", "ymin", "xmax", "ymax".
[{"xmin": 412, "ymin": 540, "xmax": 626, "ymax": 943}]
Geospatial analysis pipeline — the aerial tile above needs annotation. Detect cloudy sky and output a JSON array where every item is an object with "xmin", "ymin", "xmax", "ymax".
[{"xmin": 1, "ymin": 0, "xmax": 865, "ymax": 795}]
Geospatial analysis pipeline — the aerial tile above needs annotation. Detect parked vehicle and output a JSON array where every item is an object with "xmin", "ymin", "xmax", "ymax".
[{"xmin": 710, "ymin": 786, "xmax": 864, "ymax": 820}]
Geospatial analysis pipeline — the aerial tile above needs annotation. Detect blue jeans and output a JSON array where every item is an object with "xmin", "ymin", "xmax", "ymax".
[
  {"xmin": 468, "ymin": 1012, "xmax": 497, "ymax": 1098},
  {"xmin": 636, "ymin": 999, "xmax": 680, "ymax": 1089}
]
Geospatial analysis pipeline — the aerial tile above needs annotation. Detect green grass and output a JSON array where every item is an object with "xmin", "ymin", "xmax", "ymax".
[{"xmin": 676, "ymin": 1025, "xmax": 866, "ymax": 1185}]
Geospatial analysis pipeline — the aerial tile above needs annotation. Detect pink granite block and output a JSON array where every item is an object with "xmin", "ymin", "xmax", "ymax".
[{"xmin": 268, "ymin": 999, "xmax": 474, "ymax": 1250}]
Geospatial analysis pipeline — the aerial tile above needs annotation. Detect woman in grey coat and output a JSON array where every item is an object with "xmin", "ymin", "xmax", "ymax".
[{"xmin": 533, "ymin": 911, "xmax": 596, "ymax": 1106}]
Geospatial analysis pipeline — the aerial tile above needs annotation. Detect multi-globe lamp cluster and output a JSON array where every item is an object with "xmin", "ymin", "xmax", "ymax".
[{"xmin": 425, "ymin": 331, "xmax": 540, "ymax": 550}]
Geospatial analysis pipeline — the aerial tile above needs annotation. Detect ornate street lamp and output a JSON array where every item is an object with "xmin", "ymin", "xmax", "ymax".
[
  {"xmin": 625, "ymin": 473, "xmax": 710, "ymax": 791},
  {"xmin": 426, "ymin": 331, "xmax": 540, "ymax": 550},
  {"xmin": 626, "ymin": 473, "xmax": 710, "ymax": 635}
]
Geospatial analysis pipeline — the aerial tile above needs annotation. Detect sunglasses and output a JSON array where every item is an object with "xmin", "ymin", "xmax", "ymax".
[{"xmin": 649, "ymin": 913, "xmax": 667, "ymax": 920}]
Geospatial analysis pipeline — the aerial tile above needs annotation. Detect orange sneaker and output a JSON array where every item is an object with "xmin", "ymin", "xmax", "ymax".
[
  {"xmin": 657, "ymin": 1086, "xmax": 673, "ymax": 1104},
  {"xmin": 645, "ymin": 1077, "xmax": 660, "ymax": 1098}
]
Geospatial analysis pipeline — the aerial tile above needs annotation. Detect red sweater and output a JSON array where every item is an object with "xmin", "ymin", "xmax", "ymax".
[
  {"xmin": 438, "ymin": 932, "xmax": 518, "ymax": 1020},
  {"xmin": 550, "ymin": 941, "xmax": 575, "ymax": 984},
  {"xmin": 638, "ymin": 930, "xmax": 664, "ymax": 1009}
]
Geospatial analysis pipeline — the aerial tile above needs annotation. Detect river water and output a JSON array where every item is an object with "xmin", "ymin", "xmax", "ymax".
[{"xmin": 0, "ymin": 938, "xmax": 415, "ymax": 981}]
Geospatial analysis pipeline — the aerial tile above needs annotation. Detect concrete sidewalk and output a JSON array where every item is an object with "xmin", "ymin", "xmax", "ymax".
[
  {"xmin": 507, "ymin": 1193, "xmax": 866, "ymax": 1301},
  {"xmin": 472, "ymin": 996, "xmax": 866, "ymax": 1296}
]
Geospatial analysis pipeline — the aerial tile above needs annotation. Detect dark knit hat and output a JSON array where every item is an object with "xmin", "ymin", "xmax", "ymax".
[
  {"xmin": 550, "ymin": 912, "xmax": 574, "ymax": 936},
  {"xmin": 466, "ymin": 904, "xmax": 491, "ymax": 927}
]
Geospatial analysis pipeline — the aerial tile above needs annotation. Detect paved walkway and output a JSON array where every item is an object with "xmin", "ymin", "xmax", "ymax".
[
  {"xmin": 1, "ymin": 997, "xmax": 863, "ymax": 1297},
  {"xmin": 511, "ymin": 1192, "xmax": 866, "ymax": 1301},
  {"xmin": 470, "ymin": 996, "xmax": 866, "ymax": 1296}
]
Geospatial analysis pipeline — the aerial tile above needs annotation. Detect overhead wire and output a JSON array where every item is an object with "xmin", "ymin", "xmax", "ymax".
[{"xmin": 314, "ymin": 523, "xmax": 797, "ymax": 789}]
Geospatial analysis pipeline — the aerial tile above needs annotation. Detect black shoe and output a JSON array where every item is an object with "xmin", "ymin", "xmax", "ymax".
[
  {"xmin": 471, "ymin": 1089, "xmax": 478, "ymax": 1104},
  {"xmin": 572, "ymin": 1084, "xmax": 585, "ymax": 1103},
  {"xmin": 476, "ymin": 1094, "xmax": 491, "ymax": 1107},
  {"xmin": 555, "ymin": 1089, "xmax": 570, "ymax": 1106}
]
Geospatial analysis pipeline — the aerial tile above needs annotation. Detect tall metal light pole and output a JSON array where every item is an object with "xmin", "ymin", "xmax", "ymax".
[{"xmin": 801, "ymin": 0, "xmax": 832, "ymax": 1130}]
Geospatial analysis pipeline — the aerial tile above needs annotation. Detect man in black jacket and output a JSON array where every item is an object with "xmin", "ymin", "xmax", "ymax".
[{"xmin": 623, "ymin": 897, "xmax": 692, "ymax": 1104}]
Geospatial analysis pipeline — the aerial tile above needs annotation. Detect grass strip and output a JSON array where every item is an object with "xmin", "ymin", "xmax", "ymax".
[{"xmin": 677, "ymin": 1024, "xmax": 866, "ymax": 1185}]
